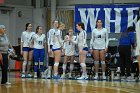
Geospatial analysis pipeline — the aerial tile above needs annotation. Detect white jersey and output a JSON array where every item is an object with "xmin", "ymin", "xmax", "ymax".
[
  {"xmin": 49, "ymin": 29, "xmax": 63, "ymax": 49},
  {"xmin": 136, "ymin": 20, "xmax": 140, "ymax": 52},
  {"xmin": 32, "ymin": 34, "xmax": 46, "ymax": 49},
  {"xmin": 47, "ymin": 29, "xmax": 55, "ymax": 46},
  {"xmin": 90, "ymin": 28, "xmax": 109, "ymax": 49},
  {"xmin": 21, "ymin": 31, "xmax": 35, "ymax": 47},
  {"xmin": 77, "ymin": 30, "xmax": 88, "ymax": 50},
  {"xmin": 63, "ymin": 35, "xmax": 77, "ymax": 56}
]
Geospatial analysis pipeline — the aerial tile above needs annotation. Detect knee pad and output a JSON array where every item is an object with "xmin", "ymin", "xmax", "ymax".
[
  {"xmin": 28, "ymin": 61, "xmax": 32, "ymax": 65},
  {"xmin": 34, "ymin": 62, "xmax": 38, "ymax": 66},
  {"xmin": 48, "ymin": 57, "xmax": 54, "ymax": 66},
  {"xmin": 80, "ymin": 63, "xmax": 86, "ymax": 67},
  {"xmin": 54, "ymin": 62, "xmax": 59, "ymax": 66},
  {"xmin": 101, "ymin": 61, "xmax": 105, "ymax": 64},
  {"xmin": 94, "ymin": 61, "xmax": 99, "ymax": 64},
  {"xmin": 39, "ymin": 62, "xmax": 44, "ymax": 65},
  {"xmin": 23, "ymin": 61, "xmax": 27, "ymax": 66}
]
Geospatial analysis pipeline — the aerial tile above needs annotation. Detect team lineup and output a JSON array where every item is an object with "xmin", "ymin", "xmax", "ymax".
[
  {"xmin": 0, "ymin": 19, "xmax": 140, "ymax": 85},
  {"xmin": 20, "ymin": 19, "xmax": 109, "ymax": 80}
]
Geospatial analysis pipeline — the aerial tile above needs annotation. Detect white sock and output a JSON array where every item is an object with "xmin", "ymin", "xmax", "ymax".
[
  {"xmin": 27, "ymin": 61, "xmax": 32, "ymax": 73},
  {"xmin": 34, "ymin": 72, "xmax": 37, "ymax": 75},
  {"xmin": 102, "ymin": 72, "xmax": 105, "ymax": 76},
  {"xmin": 118, "ymin": 67, "xmax": 120, "ymax": 70},
  {"xmin": 22, "ymin": 61, "xmax": 27, "ymax": 73},
  {"xmin": 70, "ymin": 64, "xmax": 74, "ymax": 73},
  {"xmin": 62, "ymin": 64, "xmax": 67, "ymax": 74},
  {"xmin": 95, "ymin": 73, "xmax": 98, "ymax": 76}
]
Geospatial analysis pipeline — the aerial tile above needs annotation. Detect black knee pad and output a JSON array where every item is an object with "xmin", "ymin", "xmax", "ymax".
[{"xmin": 48, "ymin": 57, "xmax": 54, "ymax": 66}]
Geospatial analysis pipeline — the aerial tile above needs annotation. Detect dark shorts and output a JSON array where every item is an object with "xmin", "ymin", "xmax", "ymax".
[
  {"xmin": 50, "ymin": 45, "xmax": 53, "ymax": 49},
  {"xmin": 52, "ymin": 48, "xmax": 61, "ymax": 51},
  {"xmin": 83, "ymin": 47, "xmax": 88, "ymax": 51},
  {"xmin": 22, "ymin": 47, "xmax": 34, "ymax": 52}
]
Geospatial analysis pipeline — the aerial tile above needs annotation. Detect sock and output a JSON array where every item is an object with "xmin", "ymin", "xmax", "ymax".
[
  {"xmin": 95, "ymin": 73, "xmax": 98, "ymax": 76},
  {"xmin": 70, "ymin": 64, "xmax": 74, "ymax": 73},
  {"xmin": 62, "ymin": 64, "xmax": 67, "ymax": 74},
  {"xmin": 27, "ymin": 61, "xmax": 32, "ymax": 73},
  {"xmin": 102, "ymin": 72, "xmax": 105, "ymax": 76},
  {"xmin": 48, "ymin": 67, "xmax": 51, "ymax": 75},
  {"xmin": 22, "ymin": 61, "xmax": 27, "ymax": 73}
]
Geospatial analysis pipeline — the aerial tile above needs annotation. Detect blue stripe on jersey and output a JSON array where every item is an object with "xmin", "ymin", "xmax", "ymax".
[
  {"xmin": 60, "ymin": 31, "xmax": 62, "ymax": 37},
  {"xmin": 47, "ymin": 32, "xmax": 51, "ymax": 44},
  {"xmin": 83, "ymin": 31, "xmax": 85, "ymax": 39},
  {"xmin": 75, "ymin": 36, "xmax": 77, "ymax": 41},
  {"xmin": 83, "ymin": 31, "xmax": 86, "ymax": 46}
]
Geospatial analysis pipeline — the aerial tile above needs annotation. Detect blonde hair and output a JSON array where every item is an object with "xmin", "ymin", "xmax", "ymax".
[
  {"xmin": 68, "ymin": 27, "xmax": 73, "ymax": 30},
  {"xmin": 0, "ymin": 28, "xmax": 4, "ymax": 35},
  {"xmin": 59, "ymin": 22, "xmax": 65, "ymax": 28}
]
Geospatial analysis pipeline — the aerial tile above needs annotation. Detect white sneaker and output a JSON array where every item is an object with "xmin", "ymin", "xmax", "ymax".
[
  {"xmin": 116, "ymin": 67, "xmax": 120, "ymax": 73},
  {"xmin": 68, "ymin": 73, "xmax": 72, "ymax": 79},
  {"xmin": 133, "ymin": 59, "xmax": 138, "ymax": 63},
  {"xmin": 114, "ymin": 76, "xmax": 120, "ymax": 80},
  {"xmin": 93, "ymin": 75, "xmax": 98, "ymax": 80},
  {"xmin": 27, "ymin": 74, "xmax": 32, "ymax": 78},
  {"xmin": 21, "ymin": 73, "xmax": 26, "ymax": 78},
  {"xmin": 41, "ymin": 74, "xmax": 46, "ymax": 79},
  {"xmin": 34, "ymin": 74, "xmax": 37, "ymax": 79},
  {"xmin": 102, "ymin": 76, "xmax": 106, "ymax": 80},
  {"xmin": 61, "ymin": 73, "xmax": 66, "ymax": 79},
  {"xmin": 84, "ymin": 76, "xmax": 88, "ymax": 80},
  {"xmin": 44, "ymin": 69, "xmax": 48, "ymax": 75},
  {"xmin": 126, "ymin": 76, "xmax": 135, "ymax": 82},
  {"xmin": 74, "ymin": 60, "xmax": 77, "ymax": 63},
  {"xmin": 47, "ymin": 74, "xmax": 51, "ymax": 79},
  {"xmin": 4, "ymin": 82, "xmax": 11, "ymax": 85},
  {"xmin": 77, "ymin": 75, "xmax": 88, "ymax": 80}
]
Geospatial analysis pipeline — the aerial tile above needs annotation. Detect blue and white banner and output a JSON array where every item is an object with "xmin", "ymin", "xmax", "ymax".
[{"xmin": 75, "ymin": 5, "xmax": 140, "ymax": 33}]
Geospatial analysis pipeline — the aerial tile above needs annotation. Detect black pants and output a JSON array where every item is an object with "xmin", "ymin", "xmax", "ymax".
[
  {"xmin": 0, "ymin": 53, "xmax": 8, "ymax": 84},
  {"xmin": 118, "ymin": 45, "xmax": 131, "ymax": 76}
]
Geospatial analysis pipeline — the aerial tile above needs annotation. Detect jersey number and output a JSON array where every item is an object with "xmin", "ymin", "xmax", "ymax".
[{"xmin": 38, "ymin": 41, "xmax": 43, "ymax": 45}]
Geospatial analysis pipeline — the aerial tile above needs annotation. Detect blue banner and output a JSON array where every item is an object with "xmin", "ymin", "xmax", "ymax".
[{"xmin": 75, "ymin": 4, "xmax": 140, "ymax": 33}]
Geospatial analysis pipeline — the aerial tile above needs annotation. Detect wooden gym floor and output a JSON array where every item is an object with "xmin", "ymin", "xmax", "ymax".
[{"xmin": 0, "ymin": 71, "xmax": 140, "ymax": 93}]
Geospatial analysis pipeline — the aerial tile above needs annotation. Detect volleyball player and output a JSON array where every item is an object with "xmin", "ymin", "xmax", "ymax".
[
  {"xmin": 21, "ymin": 23, "xmax": 35, "ymax": 78},
  {"xmin": 48, "ymin": 20, "xmax": 64, "ymax": 79},
  {"xmin": 47, "ymin": 21, "xmax": 56, "ymax": 79},
  {"xmin": 32, "ymin": 26, "xmax": 46, "ymax": 79},
  {"xmin": 76, "ymin": 22, "xmax": 88, "ymax": 80},
  {"xmin": 61, "ymin": 28, "xmax": 77, "ymax": 79},
  {"xmin": 90, "ymin": 19, "xmax": 109, "ymax": 80}
]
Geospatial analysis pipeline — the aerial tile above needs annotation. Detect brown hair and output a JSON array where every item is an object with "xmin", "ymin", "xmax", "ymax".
[
  {"xmin": 36, "ymin": 26, "xmax": 42, "ymax": 33},
  {"xmin": 25, "ymin": 23, "xmax": 31, "ymax": 30},
  {"xmin": 77, "ymin": 22, "xmax": 85, "ymax": 30}
]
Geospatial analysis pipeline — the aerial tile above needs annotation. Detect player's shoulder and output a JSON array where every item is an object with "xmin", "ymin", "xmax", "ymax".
[
  {"xmin": 22, "ymin": 31, "xmax": 26, "ymax": 34},
  {"xmin": 102, "ymin": 28, "xmax": 107, "ymax": 31},
  {"xmin": 31, "ymin": 31, "xmax": 35, "ymax": 34},
  {"xmin": 49, "ymin": 28, "xmax": 55, "ymax": 32},
  {"xmin": 41, "ymin": 34, "xmax": 46, "ymax": 37}
]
